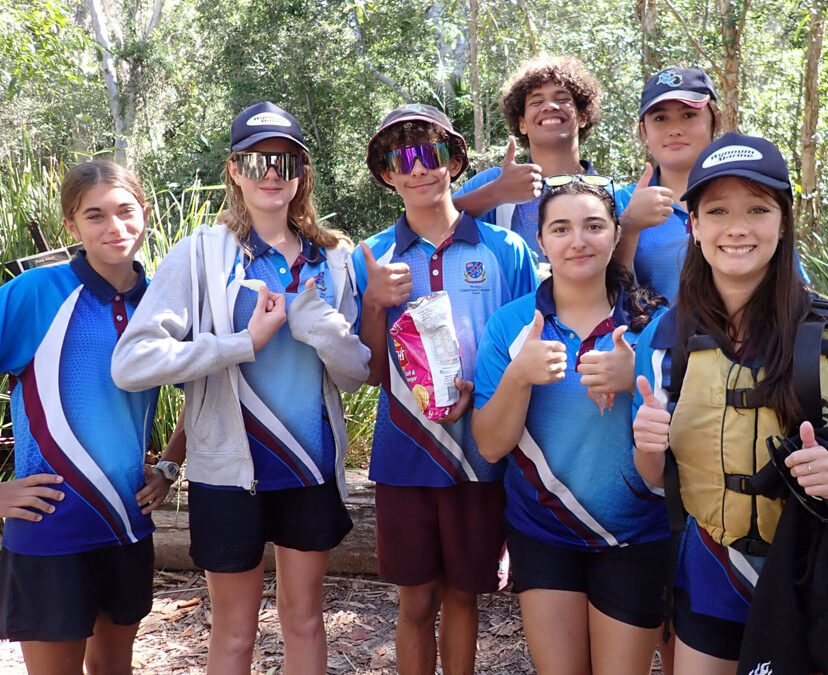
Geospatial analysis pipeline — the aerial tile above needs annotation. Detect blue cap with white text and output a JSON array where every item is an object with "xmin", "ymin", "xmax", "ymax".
[{"xmin": 639, "ymin": 67, "xmax": 717, "ymax": 118}]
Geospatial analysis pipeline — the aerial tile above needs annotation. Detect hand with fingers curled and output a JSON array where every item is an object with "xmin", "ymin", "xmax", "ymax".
[
  {"xmin": 492, "ymin": 136, "xmax": 544, "ymax": 204},
  {"xmin": 0, "ymin": 473, "xmax": 65, "ymax": 522},
  {"xmin": 784, "ymin": 421, "xmax": 828, "ymax": 499},
  {"xmin": 360, "ymin": 242, "xmax": 413, "ymax": 309},
  {"xmin": 436, "ymin": 378, "xmax": 475, "ymax": 425},
  {"xmin": 247, "ymin": 284, "xmax": 287, "ymax": 352},
  {"xmin": 509, "ymin": 310, "xmax": 567, "ymax": 386},
  {"xmin": 136, "ymin": 466, "xmax": 174, "ymax": 515},
  {"xmin": 619, "ymin": 163, "xmax": 675, "ymax": 233},
  {"xmin": 577, "ymin": 325, "xmax": 635, "ymax": 395},
  {"xmin": 633, "ymin": 376, "xmax": 671, "ymax": 455}
]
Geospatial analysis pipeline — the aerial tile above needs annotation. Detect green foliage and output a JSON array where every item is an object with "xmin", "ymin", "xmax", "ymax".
[{"xmin": 343, "ymin": 385, "xmax": 379, "ymax": 469}]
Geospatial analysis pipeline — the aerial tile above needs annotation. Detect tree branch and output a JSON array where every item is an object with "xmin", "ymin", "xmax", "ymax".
[
  {"xmin": 144, "ymin": 0, "xmax": 163, "ymax": 38},
  {"xmin": 350, "ymin": 12, "xmax": 412, "ymax": 101},
  {"xmin": 661, "ymin": 0, "xmax": 725, "ymax": 82}
]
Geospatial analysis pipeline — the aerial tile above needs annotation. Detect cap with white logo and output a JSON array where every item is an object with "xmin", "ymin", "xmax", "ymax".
[
  {"xmin": 231, "ymin": 102, "xmax": 309, "ymax": 153},
  {"xmin": 681, "ymin": 132, "xmax": 792, "ymax": 204},
  {"xmin": 639, "ymin": 67, "xmax": 717, "ymax": 119}
]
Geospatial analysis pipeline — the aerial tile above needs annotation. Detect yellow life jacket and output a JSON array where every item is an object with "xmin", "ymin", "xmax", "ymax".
[{"xmin": 669, "ymin": 335, "xmax": 828, "ymax": 548}]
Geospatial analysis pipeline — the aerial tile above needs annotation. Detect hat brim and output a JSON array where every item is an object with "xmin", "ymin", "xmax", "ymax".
[
  {"xmin": 232, "ymin": 131, "xmax": 309, "ymax": 154},
  {"xmin": 640, "ymin": 91, "xmax": 711, "ymax": 118},
  {"xmin": 681, "ymin": 168, "xmax": 792, "ymax": 204},
  {"xmin": 366, "ymin": 116, "xmax": 469, "ymax": 190}
]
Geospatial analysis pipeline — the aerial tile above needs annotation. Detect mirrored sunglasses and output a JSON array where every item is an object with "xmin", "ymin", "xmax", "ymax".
[
  {"xmin": 234, "ymin": 152, "xmax": 305, "ymax": 181},
  {"xmin": 386, "ymin": 142, "xmax": 451, "ymax": 174},
  {"xmin": 542, "ymin": 174, "xmax": 615, "ymax": 202}
]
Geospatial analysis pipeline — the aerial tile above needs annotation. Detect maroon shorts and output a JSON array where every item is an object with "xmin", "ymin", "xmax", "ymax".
[{"xmin": 375, "ymin": 481, "xmax": 506, "ymax": 594}]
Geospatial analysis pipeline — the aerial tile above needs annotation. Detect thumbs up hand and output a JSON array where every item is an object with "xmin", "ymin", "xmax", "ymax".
[
  {"xmin": 785, "ymin": 421, "xmax": 828, "ymax": 498},
  {"xmin": 492, "ymin": 136, "xmax": 543, "ymax": 204},
  {"xmin": 509, "ymin": 310, "xmax": 568, "ymax": 386},
  {"xmin": 360, "ymin": 242, "xmax": 413, "ymax": 309},
  {"xmin": 577, "ymin": 326, "xmax": 635, "ymax": 394},
  {"xmin": 619, "ymin": 163, "xmax": 675, "ymax": 232},
  {"xmin": 632, "ymin": 375, "xmax": 671, "ymax": 454}
]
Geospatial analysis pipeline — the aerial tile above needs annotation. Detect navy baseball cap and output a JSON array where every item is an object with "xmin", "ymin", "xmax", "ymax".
[
  {"xmin": 681, "ymin": 132, "xmax": 793, "ymax": 204},
  {"xmin": 230, "ymin": 102, "xmax": 309, "ymax": 153},
  {"xmin": 366, "ymin": 103, "xmax": 469, "ymax": 189},
  {"xmin": 639, "ymin": 67, "xmax": 717, "ymax": 118}
]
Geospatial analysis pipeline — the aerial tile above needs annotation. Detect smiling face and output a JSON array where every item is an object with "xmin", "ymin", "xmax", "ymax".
[
  {"xmin": 64, "ymin": 183, "xmax": 147, "ymax": 274},
  {"xmin": 379, "ymin": 146, "xmax": 461, "ymax": 210},
  {"xmin": 690, "ymin": 176, "xmax": 783, "ymax": 295},
  {"xmin": 519, "ymin": 80, "xmax": 585, "ymax": 149},
  {"xmin": 640, "ymin": 100, "xmax": 715, "ymax": 173},
  {"xmin": 227, "ymin": 137, "xmax": 302, "ymax": 222},
  {"xmin": 537, "ymin": 191, "xmax": 619, "ymax": 285}
]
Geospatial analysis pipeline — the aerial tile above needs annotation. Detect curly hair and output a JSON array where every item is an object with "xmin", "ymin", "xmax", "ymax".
[
  {"xmin": 217, "ymin": 151, "xmax": 345, "ymax": 252},
  {"xmin": 501, "ymin": 54, "xmax": 602, "ymax": 148},
  {"xmin": 367, "ymin": 121, "xmax": 466, "ymax": 185},
  {"xmin": 537, "ymin": 180, "xmax": 666, "ymax": 330}
]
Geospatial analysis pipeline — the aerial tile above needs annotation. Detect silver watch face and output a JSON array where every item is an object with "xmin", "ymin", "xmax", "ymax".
[{"xmin": 157, "ymin": 461, "xmax": 179, "ymax": 480}]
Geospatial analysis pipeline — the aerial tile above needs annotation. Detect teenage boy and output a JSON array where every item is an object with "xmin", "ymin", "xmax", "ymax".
[
  {"xmin": 453, "ymin": 54, "xmax": 603, "ymax": 257},
  {"xmin": 353, "ymin": 104, "xmax": 538, "ymax": 675}
]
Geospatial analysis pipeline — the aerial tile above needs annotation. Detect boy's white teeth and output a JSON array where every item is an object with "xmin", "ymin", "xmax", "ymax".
[{"xmin": 540, "ymin": 118, "xmax": 561, "ymax": 125}]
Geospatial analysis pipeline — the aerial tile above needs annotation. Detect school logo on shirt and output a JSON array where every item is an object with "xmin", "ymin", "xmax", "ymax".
[
  {"xmin": 314, "ymin": 270, "xmax": 327, "ymax": 292},
  {"xmin": 464, "ymin": 261, "xmax": 486, "ymax": 283},
  {"xmin": 657, "ymin": 68, "xmax": 682, "ymax": 87}
]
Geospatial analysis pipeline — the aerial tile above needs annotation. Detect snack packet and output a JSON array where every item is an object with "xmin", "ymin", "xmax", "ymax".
[{"xmin": 390, "ymin": 291, "xmax": 461, "ymax": 421}]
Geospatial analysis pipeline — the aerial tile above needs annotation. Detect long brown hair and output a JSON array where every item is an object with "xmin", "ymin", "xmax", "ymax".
[
  {"xmin": 61, "ymin": 161, "xmax": 146, "ymax": 221},
  {"xmin": 537, "ymin": 181, "xmax": 666, "ymax": 330},
  {"xmin": 677, "ymin": 180, "xmax": 809, "ymax": 433},
  {"xmin": 218, "ymin": 150, "xmax": 346, "ymax": 251}
]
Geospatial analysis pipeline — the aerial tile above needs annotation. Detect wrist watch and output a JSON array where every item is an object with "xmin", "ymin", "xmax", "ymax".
[{"xmin": 154, "ymin": 460, "xmax": 180, "ymax": 481}]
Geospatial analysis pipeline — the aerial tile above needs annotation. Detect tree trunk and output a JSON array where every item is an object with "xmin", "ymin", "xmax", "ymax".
[
  {"xmin": 798, "ymin": 4, "xmax": 825, "ymax": 234},
  {"xmin": 637, "ymin": 0, "xmax": 659, "ymax": 78},
  {"xmin": 517, "ymin": 0, "xmax": 539, "ymax": 57},
  {"xmin": 468, "ymin": 0, "xmax": 485, "ymax": 171},
  {"xmin": 716, "ymin": 0, "xmax": 749, "ymax": 132}
]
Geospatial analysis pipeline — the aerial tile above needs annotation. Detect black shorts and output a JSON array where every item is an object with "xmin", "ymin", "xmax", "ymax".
[
  {"xmin": 0, "ymin": 536, "xmax": 154, "ymax": 642},
  {"xmin": 189, "ymin": 480, "xmax": 353, "ymax": 573},
  {"xmin": 673, "ymin": 587, "xmax": 744, "ymax": 660},
  {"xmin": 375, "ymin": 481, "xmax": 506, "ymax": 594},
  {"xmin": 507, "ymin": 523, "xmax": 670, "ymax": 629}
]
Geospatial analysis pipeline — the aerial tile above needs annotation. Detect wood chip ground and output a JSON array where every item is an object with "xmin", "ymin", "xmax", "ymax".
[{"xmin": 0, "ymin": 571, "xmax": 665, "ymax": 673}]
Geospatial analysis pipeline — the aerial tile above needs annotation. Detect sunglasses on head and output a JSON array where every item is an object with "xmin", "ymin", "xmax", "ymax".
[
  {"xmin": 233, "ymin": 152, "xmax": 305, "ymax": 181},
  {"xmin": 386, "ymin": 142, "xmax": 451, "ymax": 174},
  {"xmin": 542, "ymin": 174, "xmax": 615, "ymax": 201}
]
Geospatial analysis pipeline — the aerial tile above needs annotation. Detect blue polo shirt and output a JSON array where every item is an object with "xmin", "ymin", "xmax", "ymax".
[
  {"xmin": 453, "ymin": 159, "xmax": 598, "ymax": 258},
  {"xmin": 0, "ymin": 253, "xmax": 158, "ymax": 556},
  {"xmin": 615, "ymin": 167, "xmax": 689, "ymax": 304},
  {"xmin": 474, "ymin": 278, "xmax": 669, "ymax": 550},
  {"xmin": 352, "ymin": 212, "xmax": 538, "ymax": 487},
  {"xmin": 225, "ymin": 229, "xmax": 337, "ymax": 491}
]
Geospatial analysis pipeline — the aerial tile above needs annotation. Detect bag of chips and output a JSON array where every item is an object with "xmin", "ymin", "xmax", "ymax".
[{"xmin": 390, "ymin": 291, "xmax": 461, "ymax": 421}]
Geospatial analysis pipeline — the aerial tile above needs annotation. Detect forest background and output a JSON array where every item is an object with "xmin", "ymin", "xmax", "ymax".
[{"xmin": 1, "ymin": 0, "xmax": 827, "ymax": 462}]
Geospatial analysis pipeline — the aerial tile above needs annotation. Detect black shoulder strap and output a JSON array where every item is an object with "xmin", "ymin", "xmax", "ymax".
[{"xmin": 794, "ymin": 294, "xmax": 828, "ymax": 427}]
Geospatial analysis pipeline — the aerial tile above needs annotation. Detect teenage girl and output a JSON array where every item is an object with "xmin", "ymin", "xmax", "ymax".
[
  {"xmin": 633, "ymin": 133, "xmax": 828, "ymax": 674},
  {"xmin": 472, "ymin": 176, "xmax": 669, "ymax": 675},
  {"xmin": 0, "ymin": 161, "xmax": 169, "ymax": 674},
  {"xmin": 615, "ymin": 67, "xmax": 720, "ymax": 303},
  {"xmin": 111, "ymin": 102, "xmax": 370, "ymax": 675}
]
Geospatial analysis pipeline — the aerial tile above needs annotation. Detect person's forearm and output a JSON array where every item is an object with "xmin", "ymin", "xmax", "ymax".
[
  {"xmin": 472, "ymin": 367, "xmax": 533, "ymax": 462},
  {"xmin": 633, "ymin": 447, "xmax": 666, "ymax": 488},
  {"xmin": 358, "ymin": 299, "xmax": 389, "ymax": 386},
  {"xmin": 615, "ymin": 212, "xmax": 642, "ymax": 273},
  {"xmin": 453, "ymin": 181, "xmax": 504, "ymax": 219}
]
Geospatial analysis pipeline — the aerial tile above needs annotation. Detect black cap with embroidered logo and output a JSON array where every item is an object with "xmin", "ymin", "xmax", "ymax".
[
  {"xmin": 231, "ymin": 102, "xmax": 309, "ymax": 153},
  {"xmin": 681, "ymin": 132, "xmax": 792, "ymax": 205},
  {"xmin": 639, "ymin": 67, "xmax": 717, "ymax": 119},
  {"xmin": 366, "ymin": 103, "xmax": 469, "ymax": 189}
]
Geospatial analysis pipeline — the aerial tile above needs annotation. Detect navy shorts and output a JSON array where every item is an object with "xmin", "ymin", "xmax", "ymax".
[
  {"xmin": 375, "ymin": 481, "xmax": 506, "ymax": 594},
  {"xmin": 0, "ymin": 535, "xmax": 154, "ymax": 642},
  {"xmin": 673, "ymin": 587, "xmax": 744, "ymax": 660},
  {"xmin": 507, "ymin": 523, "xmax": 670, "ymax": 629},
  {"xmin": 188, "ymin": 480, "xmax": 353, "ymax": 573}
]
